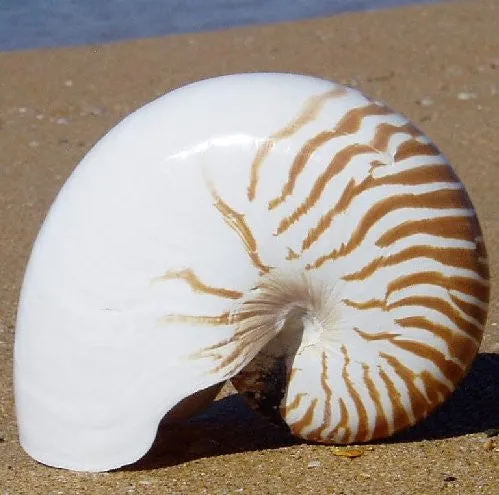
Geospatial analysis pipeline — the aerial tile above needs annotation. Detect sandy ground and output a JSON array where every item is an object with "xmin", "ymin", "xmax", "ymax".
[{"xmin": 1, "ymin": 0, "xmax": 498, "ymax": 493}]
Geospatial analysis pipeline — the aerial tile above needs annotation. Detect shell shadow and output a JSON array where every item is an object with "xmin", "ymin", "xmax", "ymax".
[
  {"xmin": 124, "ymin": 352, "xmax": 498, "ymax": 471},
  {"xmin": 122, "ymin": 393, "xmax": 298, "ymax": 471}
]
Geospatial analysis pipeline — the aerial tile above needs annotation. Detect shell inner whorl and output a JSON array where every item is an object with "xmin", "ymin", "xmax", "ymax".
[{"xmin": 231, "ymin": 268, "xmax": 342, "ymax": 425}]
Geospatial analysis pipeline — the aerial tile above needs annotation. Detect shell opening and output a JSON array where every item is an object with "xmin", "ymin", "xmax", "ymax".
[{"xmin": 231, "ymin": 268, "xmax": 340, "ymax": 424}]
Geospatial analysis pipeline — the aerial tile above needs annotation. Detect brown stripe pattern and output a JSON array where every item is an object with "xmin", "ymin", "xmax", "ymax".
[{"xmin": 157, "ymin": 83, "xmax": 489, "ymax": 445}]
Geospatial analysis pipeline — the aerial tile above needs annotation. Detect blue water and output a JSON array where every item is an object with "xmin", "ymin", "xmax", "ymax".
[{"xmin": 0, "ymin": 0, "xmax": 440, "ymax": 51}]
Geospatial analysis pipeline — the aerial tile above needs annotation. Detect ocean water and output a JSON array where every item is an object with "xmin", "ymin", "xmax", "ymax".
[{"xmin": 0, "ymin": 0, "xmax": 440, "ymax": 51}]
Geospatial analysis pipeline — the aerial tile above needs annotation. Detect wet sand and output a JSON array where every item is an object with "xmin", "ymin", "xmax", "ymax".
[{"xmin": 0, "ymin": 0, "xmax": 498, "ymax": 493}]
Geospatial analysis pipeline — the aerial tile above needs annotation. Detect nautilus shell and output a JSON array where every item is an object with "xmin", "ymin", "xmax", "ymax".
[{"xmin": 14, "ymin": 73, "xmax": 489, "ymax": 472}]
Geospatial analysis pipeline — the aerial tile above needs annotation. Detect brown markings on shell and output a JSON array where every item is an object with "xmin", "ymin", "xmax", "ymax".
[
  {"xmin": 247, "ymin": 87, "xmax": 346, "ymax": 201},
  {"xmin": 158, "ymin": 83, "xmax": 489, "ymax": 446},
  {"xmin": 268, "ymin": 131, "xmax": 338, "ymax": 210},
  {"xmin": 343, "ymin": 294, "xmax": 483, "ymax": 341},
  {"xmin": 362, "ymin": 363, "xmax": 390, "ymax": 440},
  {"xmin": 389, "ymin": 295, "xmax": 484, "ymax": 341},
  {"xmin": 370, "ymin": 122, "xmax": 422, "ymax": 150},
  {"xmin": 381, "ymin": 349, "xmax": 455, "ymax": 423},
  {"xmin": 161, "ymin": 308, "xmax": 267, "ymax": 329},
  {"xmin": 195, "ymin": 320, "xmax": 273, "ymax": 375},
  {"xmin": 281, "ymin": 391, "xmax": 306, "ymax": 417},
  {"xmin": 302, "ymin": 164, "xmax": 455, "ymax": 251},
  {"xmin": 307, "ymin": 187, "xmax": 471, "ymax": 269},
  {"xmin": 288, "ymin": 367, "xmax": 299, "ymax": 382},
  {"xmin": 380, "ymin": 352, "xmax": 432, "ymax": 423},
  {"xmin": 420, "ymin": 370, "xmax": 453, "ymax": 405},
  {"xmin": 161, "ymin": 311, "xmax": 234, "ymax": 326},
  {"xmin": 394, "ymin": 139, "xmax": 441, "ymax": 162},
  {"xmin": 376, "ymin": 215, "xmax": 476, "ymax": 248},
  {"xmin": 208, "ymin": 181, "xmax": 271, "ymax": 274},
  {"xmin": 343, "ymin": 299, "xmax": 386, "ymax": 310},
  {"xmin": 331, "ymin": 398, "xmax": 351, "ymax": 443},
  {"xmin": 156, "ymin": 268, "xmax": 243, "ymax": 299},
  {"xmin": 449, "ymin": 293, "xmax": 488, "ymax": 324},
  {"xmin": 301, "ymin": 163, "xmax": 459, "ymax": 252},
  {"xmin": 331, "ymin": 102, "xmax": 394, "ymax": 138},
  {"xmin": 285, "ymin": 247, "xmax": 300, "ymax": 260},
  {"xmin": 267, "ymin": 102, "xmax": 395, "ymax": 211},
  {"xmin": 273, "ymin": 112, "xmax": 442, "ymax": 238},
  {"xmin": 395, "ymin": 316, "xmax": 478, "ymax": 365},
  {"xmin": 340, "ymin": 245, "xmax": 488, "ymax": 282},
  {"xmin": 341, "ymin": 345, "xmax": 370, "ymax": 442},
  {"xmin": 304, "ymin": 352, "xmax": 333, "ymax": 441},
  {"xmin": 288, "ymin": 398, "xmax": 319, "ymax": 436},
  {"xmin": 378, "ymin": 367, "xmax": 411, "ymax": 433},
  {"xmin": 389, "ymin": 339, "xmax": 464, "ymax": 385},
  {"xmin": 354, "ymin": 328, "xmax": 401, "ymax": 341},
  {"xmin": 275, "ymin": 144, "xmax": 375, "ymax": 235},
  {"xmin": 386, "ymin": 272, "xmax": 489, "ymax": 305}
]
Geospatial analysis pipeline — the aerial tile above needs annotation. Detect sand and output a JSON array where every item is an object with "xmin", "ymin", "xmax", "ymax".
[{"xmin": 1, "ymin": 0, "xmax": 498, "ymax": 493}]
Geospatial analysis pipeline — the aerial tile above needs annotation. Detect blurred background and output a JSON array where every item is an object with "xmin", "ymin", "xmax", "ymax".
[{"xmin": 0, "ymin": 0, "xmax": 441, "ymax": 51}]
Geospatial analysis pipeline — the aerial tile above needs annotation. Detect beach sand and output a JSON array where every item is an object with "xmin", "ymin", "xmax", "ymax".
[{"xmin": 1, "ymin": 0, "xmax": 498, "ymax": 493}]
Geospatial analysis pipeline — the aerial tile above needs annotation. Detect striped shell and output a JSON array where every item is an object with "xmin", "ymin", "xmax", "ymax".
[{"xmin": 14, "ymin": 73, "xmax": 489, "ymax": 471}]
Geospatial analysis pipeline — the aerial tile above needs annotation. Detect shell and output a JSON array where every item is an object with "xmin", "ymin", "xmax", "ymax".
[{"xmin": 14, "ymin": 73, "xmax": 489, "ymax": 472}]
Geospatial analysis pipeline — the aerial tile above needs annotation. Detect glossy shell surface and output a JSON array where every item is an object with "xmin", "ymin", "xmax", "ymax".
[{"xmin": 14, "ymin": 73, "xmax": 489, "ymax": 472}]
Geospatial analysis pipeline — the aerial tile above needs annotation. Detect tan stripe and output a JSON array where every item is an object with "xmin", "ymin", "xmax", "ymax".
[
  {"xmin": 395, "ymin": 316, "xmax": 478, "ymax": 364},
  {"xmin": 276, "ymin": 144, "xmax": 374, "ymax": 235},
  {"xmin": 419, "ymin": 370, "xmax": 454, "ymax": 406},
  {"xmin": 306, "ymin": 352, "xmax": 333, "ymax": 440},
  {"xmin": 362, "ymin": 363, "xmax": 389, "ymax": 440},
  {"xmin": 268, "ymin": 131, "xmax": 336, "ymax": 210},
  {"xmin": 208, "ymin": 181, "xmax": 271, "ymax": 274},
  {"xmin": 289, "ymin": 398, "xmax": 318, "ymax": 435},
  {"xmin": 394, "ymin": 139, "xmax": 441, "ymax": 162},
  {"xmin": 340, "ymin": 245, "xmax": 488, "ymax": 281},
  {"xmin": 333, "ymin": 102, "xmax": 393, "ymax": 136},
  {"xmin": 319, "ymin": 351, "xmax": 333, "ymax": 433},
  {"xmin": 288, "ymin": 367, "xmax": 299, "ymax": 382},
  {"xmin": 377, "ymin": 215, "xmax": 475, "ymax": 248},
  {"xmin": 301, "ymin": 163, "xmax": 458, "ymax": 251},
  {"xmin": 449, "ymin": 293, "xmax": 488, "ymax": 325},
  {"xmin": 247, "ymin": 141, "xmax": 272, "ymax": 201},
  {"xmin": 281, "ymin": 392, "xmax": 306, "ymax": 417},
  {"xmin": 210, "ymin": 323, "xmax": 272, "ymax": 374},
  {"xmin": 285, "ymin": 247, "xmax": 300, "ymax": 260},
  {"xmin": 341, "ymin": 345, "xmax": 369, "ymax": 442},
  {"xmin": 156, "ymin": 268, "xmax": 243, "ymax": 299},
  {"xmin": 390, "ymin": 339, "xmax": 464, "ymax": 385},
  {"xmin": 330, "ymin": 398, "xmax": 351, "ymax": 442},
  {"xmin": 354, "ymin": 327, "xmax": 401, "ymax": 341},
  {"xmin": 380, "ymin": 352, "xmax": 431, "ymax": 421},
  {"xmin": 378, "ymin": 367, "xmax": 411, "ymax": 433},
  {"xmin": 301, "ymin": 179, "xmax": 358, "ymax": 252},
  {"xmin": 371, "ymin": 122, "xmax": 422, "ymax": 150},
  {"xmin": 161, "ymin": 311, "xmax": 233, "ymax": 326},
  {"xmin": 355, "ymin": 317, "xmax": 478, "ymax": 367},
  {"xmin": 388, "ymin": 295, "xmax": 483, "ymax": 341},
  {"xmin": 268, "ymin": 102, "xmax": 396, "ymax": 210},
  {"xmin": 386, "ymin": 271, "xmax": 490, "ymax": 304},
  {"xmin": 301, "ymin": 178, "xmax": 356, "ymax": 251},
  {"xmin": 247, "ymin": 87, "xmax": 345, "ymax": 201},
  {"xmin": 162, "ymin": 309, "xmax": 265, "ymax": 327},
  {"xmin": 308, "ymin": 188, "xmax": 470, "ymax": 267},
  {"xmin": 346, "ymin": 293, "xmax": 483, "ymax": 342},
  {"xmin": 343, "ymin": 298, "xmax": 386, "ymax": 310}
]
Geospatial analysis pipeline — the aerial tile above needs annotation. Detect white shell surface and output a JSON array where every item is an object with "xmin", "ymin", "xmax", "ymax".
[{"xmin": 14, "ymin": 73, "xmax": 488, "ymax": 472}]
